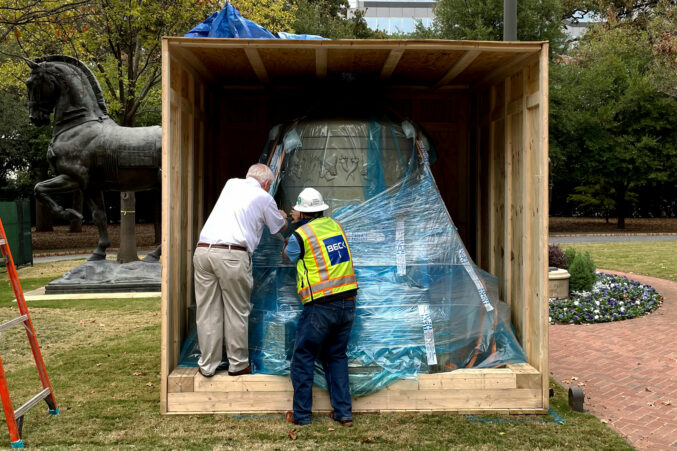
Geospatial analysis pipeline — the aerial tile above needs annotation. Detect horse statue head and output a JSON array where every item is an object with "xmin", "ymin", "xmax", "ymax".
[{"xmin": 23, "ymin": 55, "xmax": 109, "ymax": 130}]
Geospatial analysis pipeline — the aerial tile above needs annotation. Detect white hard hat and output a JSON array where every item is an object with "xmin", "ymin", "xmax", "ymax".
[{"xmin": 293, "ymin": 188, "xmax": 329, "ymax": 213}]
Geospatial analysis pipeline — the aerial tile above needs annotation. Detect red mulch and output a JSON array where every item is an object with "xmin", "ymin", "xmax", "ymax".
[
  {"xmin": 32, "ymin": 224, "xmax": 158, "ymax": 252},
  {"xmin": 549, "ymin": 217, "xmax": 677, "ymax": 234}
]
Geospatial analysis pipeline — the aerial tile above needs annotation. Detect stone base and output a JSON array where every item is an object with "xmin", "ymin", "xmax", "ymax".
[
  {"xmin": 548, "ymin": 268, "xmax": 570, "ymax": 299},
  {"xmin": 45, "ymin": 260, "xmax": 161, "ymax": 294}
]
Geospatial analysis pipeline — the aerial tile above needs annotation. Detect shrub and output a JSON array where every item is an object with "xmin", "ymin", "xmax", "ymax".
[
  {"xmin": 548, "ymin": 245, "xmax": 568, "ymax": 269},
  {"xmin": 566, "ymin": 248, "xmax": 596, "ymax": 292}
]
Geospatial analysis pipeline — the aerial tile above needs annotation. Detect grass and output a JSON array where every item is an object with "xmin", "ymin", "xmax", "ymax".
[
  {"xmin": 551, "ymin": 241, "xmax": 677, "ymax": 281},
  {"xmin": 0, "ymin": 260, "xmax": 633, "ymax": 449},
  {"xmin": 4, "ymin": 296, "xmax": 631, "ymax": 449}
]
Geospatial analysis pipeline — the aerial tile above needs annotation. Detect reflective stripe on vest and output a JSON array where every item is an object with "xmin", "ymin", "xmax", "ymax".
[{"xmin": 296, "ymin": 217, "xmax": 357, "ymax": 304}]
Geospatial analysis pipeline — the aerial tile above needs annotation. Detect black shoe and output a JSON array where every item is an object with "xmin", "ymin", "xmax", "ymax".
[
  {"xmin": 198, "ymin": 367, "xmax": 214, "ymax": 378},
  {"xmin": 228, "ymin": 365, "xmax": 252, "ymax": 376},
  {"xmin": 329, "ymin": 411, "xmax": 353, "ymax": 427}
]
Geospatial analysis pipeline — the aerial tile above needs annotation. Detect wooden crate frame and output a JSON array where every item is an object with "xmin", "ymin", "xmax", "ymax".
[{"xmin": 161, "ymin": 38, "xmax": 549, "ymax": 414}]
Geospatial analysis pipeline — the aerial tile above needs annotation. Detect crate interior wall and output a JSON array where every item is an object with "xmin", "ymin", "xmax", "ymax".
[{"xmin": 161, "ymin": 38, "xmax": 549, "ymax": 414}]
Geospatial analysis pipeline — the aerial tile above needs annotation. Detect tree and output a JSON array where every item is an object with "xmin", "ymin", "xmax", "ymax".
[
  {"xmin": 292, "ymin": 0, "xmax": 385, "ymax": 39},
  {"xmin": 232, "ymin": 0, "xmax": 297, "ymax": 34},
  {"xmin": 432, "ymin": 0, "xmax": 567, "ymax": 51},
  {"xmin": 550, "ymin": 21, "xmax": 677, "ymax": 227}
]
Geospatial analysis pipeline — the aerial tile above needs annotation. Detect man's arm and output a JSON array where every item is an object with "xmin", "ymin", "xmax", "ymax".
[{"xmin": 283, "ymin": 234, "xmax": 301, "ymax": 262}]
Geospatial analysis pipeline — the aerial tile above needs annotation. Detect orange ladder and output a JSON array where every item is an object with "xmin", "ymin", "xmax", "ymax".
[{"xmin": 0, "ymin": 218, "xmax": 58, "ymax": 448}]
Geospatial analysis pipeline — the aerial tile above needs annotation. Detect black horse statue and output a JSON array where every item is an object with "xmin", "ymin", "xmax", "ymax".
[{"xmin": 24, "ymin": 55, "xmax": 161, "ymax": 261}]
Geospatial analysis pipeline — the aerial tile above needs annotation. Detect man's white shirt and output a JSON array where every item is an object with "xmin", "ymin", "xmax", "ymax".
[{"xmin": 198, "ymin": 177, "xmax": 285, "ymax": 254}]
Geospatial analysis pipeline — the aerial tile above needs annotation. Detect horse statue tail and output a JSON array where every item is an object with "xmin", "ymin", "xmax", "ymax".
[{"xmin": 35, "ymin": 55, "xmax": 109, "ymax": 116}]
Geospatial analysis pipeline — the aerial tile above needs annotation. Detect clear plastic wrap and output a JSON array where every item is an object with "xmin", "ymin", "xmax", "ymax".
[{"xmin": 179, "ymin": 113, "xmax": 527, "ymax": 396}]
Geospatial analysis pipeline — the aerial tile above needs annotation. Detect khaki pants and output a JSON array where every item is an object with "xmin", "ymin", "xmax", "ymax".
[{"xmin": 193, "ymin": 246, "xmax": 253, "ymax": 375}]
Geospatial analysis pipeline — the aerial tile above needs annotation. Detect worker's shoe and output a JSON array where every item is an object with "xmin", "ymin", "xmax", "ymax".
[
  {"xmin": 198, "ymin": 367, "xmax": 215, "ymax": 378},
  {"xmin": 285, "ymin": 410, "xmax": 310, "ymax": 425},
  {"xmin": 228, "ymin": 365, "xmax": 252, "ymax": 376},
  {"xmin": 329, "ymin": 411, "xmax": 354, "ymax": 427}
]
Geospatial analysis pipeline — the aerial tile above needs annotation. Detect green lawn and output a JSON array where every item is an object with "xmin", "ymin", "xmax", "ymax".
[
  {"xmin": 550, "ymin": 240, "xmax": 677, "ymax": 281},
  {"xmin": 2, "ymin": 297, "xmax": 631, "ymax": 450},
  {"xmin": 0, "ymin": 260, "xmax": 634, "ymax": 449}
]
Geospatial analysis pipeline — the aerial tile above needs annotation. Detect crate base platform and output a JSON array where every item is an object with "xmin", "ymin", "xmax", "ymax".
[{"xmin": 166, "ymin": 363, "xmax": 545, "ymax": 414}]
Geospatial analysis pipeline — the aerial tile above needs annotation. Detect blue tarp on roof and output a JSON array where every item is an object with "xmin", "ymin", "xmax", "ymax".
[{"xmin": 185, "ymin": 4, "xmax": 326, "ymax": 40}]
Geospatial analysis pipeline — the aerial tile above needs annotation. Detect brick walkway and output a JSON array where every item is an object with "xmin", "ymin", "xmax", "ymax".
[{"xmin": 550, "ymin": 271, "xmax": 677, "ymax": 450}]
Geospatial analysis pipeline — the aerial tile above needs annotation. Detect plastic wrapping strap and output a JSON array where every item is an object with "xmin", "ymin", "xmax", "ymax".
[
  {"xmin": 395, "ymin": 220, "xmax": 406, "ymax": 276},
  {"xmin": 417, "ymin": 304, "xmax": 437, "ymax": 365},
  {"xmin": 458, "ymin": 248, "xmax": 494, "ymax": 313}
]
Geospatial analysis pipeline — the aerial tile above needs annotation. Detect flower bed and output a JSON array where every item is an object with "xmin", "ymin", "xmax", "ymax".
[{"xmin": 549, "ymin": 272, "xmax": 663, "ymax": 325}]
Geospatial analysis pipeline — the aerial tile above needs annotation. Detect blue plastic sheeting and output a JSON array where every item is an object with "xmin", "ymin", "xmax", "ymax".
[
  {"xmin": 179, "ymin": 115, "xmax": 527, "ymax": 397},
  {"xmin": 185, "ymin": 4, "xmax": 326, "ymax": 40}
]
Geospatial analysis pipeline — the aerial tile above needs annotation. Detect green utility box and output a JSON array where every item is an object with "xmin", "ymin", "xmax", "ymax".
[{"xmin": 0, "ymin": 199, "xmax": 33, "ymax": 267}]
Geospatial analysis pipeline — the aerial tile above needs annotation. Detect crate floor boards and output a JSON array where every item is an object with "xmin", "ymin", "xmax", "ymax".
[{"xmin": 167, "ymin": 363, "xmax": 544, "ymax": 414}]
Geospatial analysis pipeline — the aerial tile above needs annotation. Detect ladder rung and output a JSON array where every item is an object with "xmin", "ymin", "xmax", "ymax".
[
  {"xmin": 0, "ymin": 315, "xmax": 28, "ymax": 333},
  {"xmin": 14, "ymin": 388, "xmax": 51, "ymax": 419}
]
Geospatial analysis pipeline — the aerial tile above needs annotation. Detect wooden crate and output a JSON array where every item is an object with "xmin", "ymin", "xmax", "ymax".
[{"xmin": 161, "ymin": 38, "xmax": 549, "ymax": 414}]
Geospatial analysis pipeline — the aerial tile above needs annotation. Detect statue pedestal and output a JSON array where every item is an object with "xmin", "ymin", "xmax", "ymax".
[
  {"xmin": 548, "ymin": 267, "xmax": 570, "ymax": 299},
  {"xmin": 45, "ymin": 260, "xmax": 161, "ymax": 294}
]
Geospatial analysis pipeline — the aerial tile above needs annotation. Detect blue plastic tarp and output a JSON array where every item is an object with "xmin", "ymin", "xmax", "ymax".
[
  {"xmin": 185, "ymin": 4, "xmax": 326, "ymax": 40},
  {"xmin": 178, "ymin": 114, "xmax": 527, "ymax": 397}
]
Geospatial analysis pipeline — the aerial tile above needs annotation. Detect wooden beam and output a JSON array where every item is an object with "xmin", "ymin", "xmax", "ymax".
[
  {"xmin": 170, "ymin": 38, "xmax": 543, "ymax": 53},
  {"xmin": 433, "ymin": 50, "xmax": 480, "ymax": 89},
  {"xmin": 379, "ymin": 48, "xmax": 404, "ymax": 80},
  {"xmin": 473, "ymin": 52, "xmax": 538, "ymax": 90},
  {"xmin": 316, "ymin": 47, "xmax": 327, "ymax": 79},
  {"xmin": 172, "ymin": 46, "xmax": 216, "ymax": 84},
  {"xmin": 244, "ymin": 48, "xmax": 269, "ymax": 84}
]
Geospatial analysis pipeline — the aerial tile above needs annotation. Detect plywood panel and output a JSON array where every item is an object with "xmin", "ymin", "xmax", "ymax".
[
  {"xmin": 391, "ymin": 50, "xmax": 463, "ymax": 85},
  {"xmin": 455, "ymin": 52, "xmax": 520, "ymax": 85},
  {"xmin": 327, "ymin": 48, "xmax": 390, "ymax": 75}
]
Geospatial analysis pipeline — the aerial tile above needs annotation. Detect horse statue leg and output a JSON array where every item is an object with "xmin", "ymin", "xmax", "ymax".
[
  {"xmin": 34, "ymin": 175, "xmax": 85, "ymax": 223},
  {"xmin": 84, "ymin": 191, "xmax": 111, "ymax": 261}
]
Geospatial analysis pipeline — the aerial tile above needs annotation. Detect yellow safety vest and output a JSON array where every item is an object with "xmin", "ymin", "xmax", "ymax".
[{"xmin": 295, "ymin": 217, "xmax": 358, "ymax": 304}]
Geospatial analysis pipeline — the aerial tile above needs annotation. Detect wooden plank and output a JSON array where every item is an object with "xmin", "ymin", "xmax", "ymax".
[
  {"xmin": 418, "ymin": 371, "xmax": 516, "ymax": 390},
  {"xmin": 520, "ymin": 67, "xmax": 532, "ymax": 363},
  {"xmin": 380, "ymin": 48, "xmax": 405, "ymax": 80},
  {"xmin": 172, "ymin": 45, "xmax": 216, "ymax": 84},
  {"xmin": 316, "ymin": 47, "xmax": 327, "ymax": 79},
  {"xmin": 536, "ymin": 43, "xmax": 550, "ymax": 408},
  {"xmin": 502, "ymin": 77, "xmax": 512, "ymax": 307},
  {"xmin": 244, "ymin": 48, "xmax": 270, "ymax": 84},
  {"xmin": 194, "ymin": 374, "xmax": 293, "ymax": 392},
  {"xmin": 168, "ymin": 388, "xmax": 542, "ymax": 413},
  {"xmin": 433, "ymin": 50, "xmax": 481, "ymax": 89},
  {"xmin": 473, "ymin": 52, "xmax": 539, "ymax": 90},
  {"xmin": 526, "ymin": 92, "xmax": 539, "ymax": 109},
  {"xmin": 506, "ymin": 98, "xmax": 522, "ymax": 117},
  {"xmin": 160, "ymin": 40, "xmax": 171, "ymax": 415},
  {"xmin": 168, "ymin": 367, "xmax": 197, "ymax": 393},
  {"xmin": 170, "ymin": 38, "xmax": 544, "ymax": 52}
]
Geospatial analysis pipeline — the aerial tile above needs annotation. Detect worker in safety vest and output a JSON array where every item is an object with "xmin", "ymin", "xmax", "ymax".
[{"xmin": 283, "ymin": 187, "xmax": 358, "ymax": 427}]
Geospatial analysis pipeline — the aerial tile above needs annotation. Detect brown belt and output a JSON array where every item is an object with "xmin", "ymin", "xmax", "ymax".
[{"xmin": 197, "ymin": 243, "xmax": 247, "ymax": 252}]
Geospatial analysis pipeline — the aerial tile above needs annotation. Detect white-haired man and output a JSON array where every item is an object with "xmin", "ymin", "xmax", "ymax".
[{"xmin": 193, "ymin": 163, "xmax": 287, "ymax": 377}]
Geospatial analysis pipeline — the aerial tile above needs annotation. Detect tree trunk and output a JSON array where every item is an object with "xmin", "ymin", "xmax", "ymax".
[
  {"xmin": 117, "ymin": 191, "xmax": 138, "ymax": 263},
  {"xmin": 615, "ymin": 184, "xmax": 627, "ymax": 229},
  {"xmin": 35, "ymin": 200, "xmax": 53, "ymax": 232},
  {"xmin": 69, "ymin": 191, "xmax": 83, "ymax": 233}
]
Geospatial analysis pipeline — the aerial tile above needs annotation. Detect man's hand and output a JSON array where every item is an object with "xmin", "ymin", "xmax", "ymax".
[
  {"xmin": 290, "ymin": 209, "xmax": 301, "ymax": 223},
  {"xmin": 278, "ymin": 209, "xmax": 288, "ymax": 220}
]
